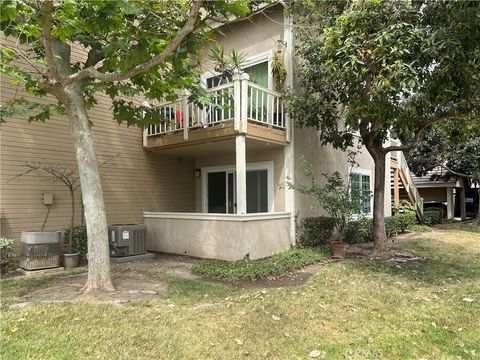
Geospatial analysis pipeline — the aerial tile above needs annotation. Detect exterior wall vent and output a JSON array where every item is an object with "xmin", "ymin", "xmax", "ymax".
[{"xmin": 108, "ymin": 224, "xmax": 147, "ymax": 257}]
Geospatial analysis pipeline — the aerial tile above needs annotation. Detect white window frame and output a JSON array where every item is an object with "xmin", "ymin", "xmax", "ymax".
[
  {"xmin": 201, "ymin": 161, "xmax": 274, "ymax": 213},
  {"xmin": 349, "ymin": 168, "xmax": 374, "ymax": 217},
  {"xmin": 200, "ymin": 50, "xmax": 274, "ymax": 90}
]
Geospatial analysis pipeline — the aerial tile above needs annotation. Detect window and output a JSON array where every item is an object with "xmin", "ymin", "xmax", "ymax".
[{"xmin": 350, "ymin": 171, "xmax": 372, "ymax": 215}]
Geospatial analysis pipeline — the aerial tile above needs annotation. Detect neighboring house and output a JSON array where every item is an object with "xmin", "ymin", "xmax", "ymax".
[
  {"xmin": 390, "ymin": 148, "xmax": 471, "ymax": 220},
  {"xmin": 0, "ymin": 4, "xmax": 391, "ymax": 260}
]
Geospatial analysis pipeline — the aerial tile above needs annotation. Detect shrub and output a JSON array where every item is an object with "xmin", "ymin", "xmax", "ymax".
[
  {"xmin": 407, "ymin": 224, "xmax": 432, "ymax": 232},
  {"xmin": 298, "ymin": 217, "xmax": 336, "ymax": 247},
  {"xmin": 0, "ymin": 237, "xmax": 18, "ymax": 274},
  {"xmin": 64, "ymin": 225, "xmax": 88, "ymax": 260},
  {"xmin": 344, "ymin": 217, "xmax": 373, "ymax": 244},
  {"xmin": 422, "ymin": 208, "xmax": 443, "ymax": 225},
  {"xmin": 345, "ymin": 212, "xmax": 417, "ymax": 243},
  {"xmin": 192, "ymin": 247, "xmax": 329, "ymax": 280},
  {"xmin": 396, "ymin": 212, "xmax": 417, "ymax": 232}
]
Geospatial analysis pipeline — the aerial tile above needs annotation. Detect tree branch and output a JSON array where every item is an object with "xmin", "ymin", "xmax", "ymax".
[
  {"xmin": 40, "ymin": 0, "xmax": 61, "ymax": 81},
  {"xmin": 383, "ymin": 115, "xmax": 463, "ymax": 152},
  {"xmin": 64, "ymin": 0, "xmax": 205, "ymax": 85}
]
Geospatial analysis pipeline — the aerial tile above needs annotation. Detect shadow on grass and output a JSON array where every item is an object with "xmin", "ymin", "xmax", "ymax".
[{"xmin": 347, "ymin": 229, "xmax": 480, "ymax": 286}]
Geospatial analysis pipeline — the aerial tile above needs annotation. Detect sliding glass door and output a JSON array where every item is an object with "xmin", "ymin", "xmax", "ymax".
[{"xmin": 206, "ymin": 169, "xmax": 269, "ymax": 214}]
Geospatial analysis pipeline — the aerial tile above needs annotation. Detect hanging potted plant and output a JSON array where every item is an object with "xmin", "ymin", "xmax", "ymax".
[{"xmin": 271, "ymin": 51, "xmax": 287, "ymax": 91}]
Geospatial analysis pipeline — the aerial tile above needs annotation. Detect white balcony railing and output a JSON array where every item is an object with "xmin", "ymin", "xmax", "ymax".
[{"xmin": 143, "ymin": 73, "xmax": 285, "ymax": 141}]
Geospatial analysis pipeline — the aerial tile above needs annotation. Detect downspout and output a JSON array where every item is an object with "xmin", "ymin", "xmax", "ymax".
[{"xmin": 282, "ymin": 6, "xmax": 296, "ymax": 246}]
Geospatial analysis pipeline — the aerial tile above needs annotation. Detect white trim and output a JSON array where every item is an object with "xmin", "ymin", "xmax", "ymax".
[
  {"xmin": 143, "ymin": 211, "xmax": 290, "ymax": 222},
  {"xmin": 201, "ymin": 161, "xmax": 275, "ymax": 213},
  {"xmin": 349, "ymin": 167, "xmax": 374, "ymax": 217}
]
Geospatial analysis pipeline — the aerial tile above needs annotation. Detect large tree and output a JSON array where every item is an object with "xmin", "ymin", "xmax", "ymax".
[
  {"xmin": 407, "ymin": 123, "xmax": 480, "ymax": 224},
  {"xmin": 0, "ymin": 0, "xmax": 250, "ymax": 291},
  {"xmin": 287, "ymin": 0, "xmax": 480, "ymax": 249}
]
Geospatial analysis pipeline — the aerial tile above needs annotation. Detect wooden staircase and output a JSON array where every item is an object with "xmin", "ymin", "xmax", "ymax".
[{"xmin": 390, "ymin": 151, "xmax": 423, "ymax": 217}]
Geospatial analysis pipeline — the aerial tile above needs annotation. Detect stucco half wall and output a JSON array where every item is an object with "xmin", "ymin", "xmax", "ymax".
[{"xmin": 143, "ymin": 212, "xmax": 291, "ymax": 260}]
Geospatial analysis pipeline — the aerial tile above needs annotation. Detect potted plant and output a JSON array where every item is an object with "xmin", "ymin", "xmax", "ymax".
[
  {"xmin": 284, "ymin": 154, "xmax": 371, "ymax": 258},
  {"xmin": 63, "ymin": 225, "xmax": 88, "ymax": 269}
]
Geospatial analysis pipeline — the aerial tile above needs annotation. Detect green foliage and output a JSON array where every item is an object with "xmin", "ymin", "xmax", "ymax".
[
  {"xmin": 422, "ymin": 208, "xmax": 444, "ymax": 226},
  {"xmin": 284, "ymin": 157, "xmax": 370, "ymax": 238},
  {"xmin": 344, "ymin": 217, "xmax": 373, "ymax": 244},
  {"xmin": 344, "ymin": 212, "xmax": 417, "ymax": 244},
  {"xmin": 407, "ymin": 224, "xmax": 433, "ymax": 232},
  {"xmin": 192, "ymin": 247, "xmax": 329, "ymax": 280},
  {"xmin": 0, "ymin": 0, "xmax": 252, "ymax": 125},
  {"xmin": 407, "ymin": 124, "xmax": 480, "ymax": 186},
  {"xmin": 64, "ymin": 225, "xmax": 88, "ymax": 260},
  {"xmin": 298, "ymin": 217, "xmax": 336, "ymax": 247},
  {"xmin": 271, "ymin": 51, "xmax": 287, "ymax": 91},
  {"xmin": 288, "ymin": 0, "xmax": 480, "ymax": 150},
  {"xmin": 0, "ymin": 237, "xmax": 18, "ymax": 274}
]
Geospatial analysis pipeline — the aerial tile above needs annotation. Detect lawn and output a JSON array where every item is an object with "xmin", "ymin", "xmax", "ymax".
[{"xmin": 1, "ymin": 227, "xmax": 479, "ymax": 359}]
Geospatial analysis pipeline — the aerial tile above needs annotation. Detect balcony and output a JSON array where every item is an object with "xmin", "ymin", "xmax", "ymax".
[{"xmin": 142, "ymin": 73, "xmax": 289, "ymax": 150}]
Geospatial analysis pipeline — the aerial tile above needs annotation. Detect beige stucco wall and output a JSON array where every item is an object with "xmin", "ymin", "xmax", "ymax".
[
  {"xmin": 193, "ymin": 145, "xmax": 286, "ymax": 212},
  {"xmin": 293, "ymin": 129, "xmax": 392, "ymax": 221},
  {"xmin": 144, "ymin": 213, "xmax": 291, "ymax": 260},
  {"xmin": 0, "ymin": 37, "xmax": 196, "ymax": 254},
  {"xmin": 200, "ymin": 5, "xmax": 284, "ymax": 74}
]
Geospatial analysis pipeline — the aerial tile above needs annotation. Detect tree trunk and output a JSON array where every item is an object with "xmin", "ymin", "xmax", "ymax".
[
  {"xmin": 69, "ymin": 189, "xmax": 74, "ymax": 245},
  {"xmin": 366, "ymin": 146, "xmax": 387, "ymax": 249},
  {"xmin": 64, "ymin": 84, "xmax": 114, "ymax": 292}
]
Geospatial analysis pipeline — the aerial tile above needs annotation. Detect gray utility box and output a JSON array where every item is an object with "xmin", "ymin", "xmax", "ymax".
[
  {"xmin": 20, "ymin": 231, "xmax": 61, "ymax": 270},
  {"xmin": 108, "ymin": 224, "xmax": 147, "ymax": 257}
]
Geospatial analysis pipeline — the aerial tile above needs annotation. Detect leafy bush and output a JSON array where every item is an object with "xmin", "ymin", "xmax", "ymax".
[
  {"xmin": 64, "ymin": 225, "xmax": 88, "ymax": 260},
  {"xmin": 298, "ymin": 217, "xmax": 336, "ymax": 247},
  {"xmin": 396, "ymin": 212, "xmax": 417, "ymax": 232},
  {"xmin": 345, "ymin": 212, "xmax": 417, "ymax": 243},
  {"xmin": 0, "ymin": 237, "xmax": 18, "ymax": 274},
  {"xmin": 344, "ymin": 217, "xmax": 373, "ymax": 244},
  {"xmin": 422, "ymin": 208, "xmax": 443, "ymax": 225},
  {"xmin": 407, "ymin": 224, "xmax": 433, "ymax": 232},
  {"xmin": 192, "ymin": 248, "xmax": 329, "ymax": 280}
]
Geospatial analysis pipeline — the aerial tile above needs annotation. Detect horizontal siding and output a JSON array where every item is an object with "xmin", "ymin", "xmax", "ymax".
[{"xmin": 1, "ymin": 37, "xmax": 196, "ymax": 254}]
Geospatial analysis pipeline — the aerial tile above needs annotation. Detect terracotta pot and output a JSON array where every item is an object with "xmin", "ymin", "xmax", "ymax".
[
  {"xmin": 63, "ymin": 252, "xmax": 80, "ymax": 269},
  {"xmin": 331, "ymin": 242, "xmax": 348, "ymax": 259}
]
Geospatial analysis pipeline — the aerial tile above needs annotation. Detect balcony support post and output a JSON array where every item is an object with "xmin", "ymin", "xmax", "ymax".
[
  {"xmin": 240, "ymin": 73, "xmax": 249, "ymax": 133},
  {"xmin": 236, "ymin": 135, "xmax": 247, "ymax": 214},
  {"xmin": 233, "ymin": 73, "xmax": 242, "ymax": 132},
  {"xmin": 182, "ymin": 90, "xmax": 190, "ymax": 141}
]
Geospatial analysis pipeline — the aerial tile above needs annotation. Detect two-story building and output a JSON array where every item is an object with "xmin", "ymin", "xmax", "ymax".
[{"xmin": 1, "ymin": 4, "xmax": 391, "ymax": 260}]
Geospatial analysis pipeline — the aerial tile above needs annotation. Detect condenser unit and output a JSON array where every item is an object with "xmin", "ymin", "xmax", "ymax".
[
  {"xmin": 108, "ymin": 224, "xmax": 147, "ymax": 257},
  {"xmin": 20, "ymin": 231, "xmax": 61, "ymax": 270}
]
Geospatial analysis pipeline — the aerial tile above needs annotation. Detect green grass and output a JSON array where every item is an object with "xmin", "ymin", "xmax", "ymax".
[
  {"xmin": 192, "ymin": 247, "xmax": 329, "ymax": 280},
  {"xmin": 407, "ymin": 224, "xmax": 433, "ymax": 232},
  {"xmin": 1, "ymin": 228, "xmax": 479, "ymax": 359}
]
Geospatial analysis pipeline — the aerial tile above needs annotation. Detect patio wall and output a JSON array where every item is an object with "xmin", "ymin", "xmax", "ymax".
[{"xmin": 143, "ymin": 212, "xmax": 291, "ymax": 260}]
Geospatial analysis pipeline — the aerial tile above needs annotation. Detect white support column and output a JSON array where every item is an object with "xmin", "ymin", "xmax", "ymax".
[
  {"xmin": 240, "ymin": 73, "xmax": 250, "ymax": 133},
  {"xmin": 182, "ymin": 91, "xmax": 189, "ymax": 141},
  {"xmin": 141, "ymin": 101, "xmax": 150, "ymax": 148},
  {"xmin": 233, "ymin": 73, "xmax": 242, "ymax": 132},
  {"xmin": 447, "ymin": 187, "xmax": 454, "ymax": 219},
  {"xmin": 460, "ymin": 186, "xmax": 467, "ymax": 220},
  {"xmin": 236, "ymin": 135, "xmax": 247, "ymax": 214}
]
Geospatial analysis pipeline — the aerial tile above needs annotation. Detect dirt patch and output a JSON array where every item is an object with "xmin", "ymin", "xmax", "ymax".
[
  {"xmin": 201, "ymin": 261, "xmax": 333, "ymax": 289},
  {"xmin": 346, "ymin": 242, "xmax": 427, "ymax": 266},
  {"xmin": 19, "ymin": 270, "xmax": 168, "ymax": 304}
]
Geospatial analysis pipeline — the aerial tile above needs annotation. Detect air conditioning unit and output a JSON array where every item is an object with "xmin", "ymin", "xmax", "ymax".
[
  {"xmin": 108, "ymin": 224, "xmax": 147, "ymax": 257},
  {"xmin": 20, "ymin": 231, "xmax": 61, "ymax": 270}
]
